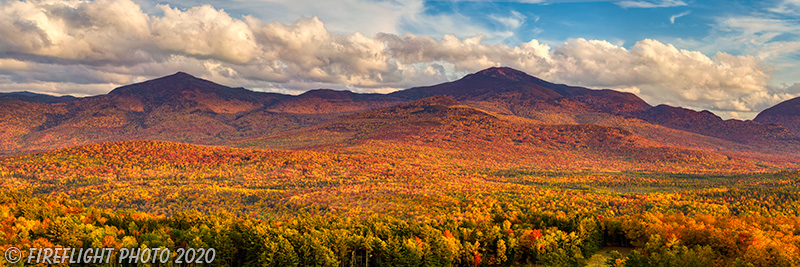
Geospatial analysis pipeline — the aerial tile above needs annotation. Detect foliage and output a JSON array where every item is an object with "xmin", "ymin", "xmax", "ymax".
[{"xmin": 1, "ymin": 139, "xmax": 799, "ymax": 266}]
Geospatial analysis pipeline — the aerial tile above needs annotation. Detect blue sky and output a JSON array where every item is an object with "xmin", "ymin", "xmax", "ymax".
[{"xmin": 1, "ymin": 0, "xmax": 800, "ymax": 119}]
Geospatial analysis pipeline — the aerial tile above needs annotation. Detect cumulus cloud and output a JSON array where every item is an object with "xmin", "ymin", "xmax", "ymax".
[
  {"xmin": 0, "ymin": 0, "xmax": 791, "ymax": 118},
  {"xmin": 152, "ymin": 5, "xmax": 259, "ymax": 63},
  {"xmin": 0, "ymin": 0, "xmax": 151, "ymax": 64},
  {"xmin": 548, "ymin": 39, "xmax": 782, "ymax": 113}
]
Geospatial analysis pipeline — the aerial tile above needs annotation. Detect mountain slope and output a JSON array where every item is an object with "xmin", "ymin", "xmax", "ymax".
[
  {"xmin": 754, "ymin": 97, "xmax": 800, "ymax": 137},
  {"xmin": 236, "ymin": 96, "xmax": 760, "ymax": 172},
  {"xmin": 0, "ymin": 99, "xmax": 70, "ymax": 152}
]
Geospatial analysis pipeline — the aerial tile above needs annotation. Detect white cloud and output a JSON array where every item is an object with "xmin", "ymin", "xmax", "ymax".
[
  {"xmin": 541, "ymin": 38, "xmax": 780, "ymax": 112},
  {"xmin": 151, "ymin": 4, "xmax": 259, "ymax": 63},
  {"xmin": 616, "ymin": 0, "xmax": 687, "ymax": 8},
  {"xmin": 768, "ymin": 0, "xmax": 800, "ymax": 15},
  {"xmin": 669, "ymin": 10, "xmax": 691, "ymax": 24},
  {"xmin": 0, "ymin": 0, "xmax": 790, "ymax": 119},
  {"xmin": 670, "ymin": 11, "xmax": 800, "ymax": 96},
  {"xmin": 490, "ymin": 10, "xmax": 526, "ymax": 29},
  {"xmin": 709, "ymin": 16, "xmax": 800, "ymax": 61},
  {"xmin": 0, "ymin": 0, "xmax": 151, "ymax": 64}
]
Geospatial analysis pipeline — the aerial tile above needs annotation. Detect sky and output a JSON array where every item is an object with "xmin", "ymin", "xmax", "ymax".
[{"xmin": 1, "ymin": 0, "xmax": 800, "ymax": 119}]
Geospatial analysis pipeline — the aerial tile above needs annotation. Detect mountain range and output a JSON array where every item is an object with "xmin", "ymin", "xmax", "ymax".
[
  {"xmin": 3, "ymin": 67, "xmax": 800, "ymax": 168},
  {"xmin": 0, "ymin": 91, "xmax": 78, "ymax": 103}
]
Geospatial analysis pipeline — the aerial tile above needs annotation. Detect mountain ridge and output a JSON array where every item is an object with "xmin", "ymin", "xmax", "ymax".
[
  {"xmin": 641, "ymin": 104, "xmax": 799, "ymax": 145},
  {"xmin": 2, "ymin": 67, "xmax": 799, "ymax": 166},
  {"xmin": 0, "ymin": 91, "xmax": 79, "ymax": 103}
]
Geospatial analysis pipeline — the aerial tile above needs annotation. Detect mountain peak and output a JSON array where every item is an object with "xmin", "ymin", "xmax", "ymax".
[
  {"xmin": 477, "ymin": 66, "xmax": 525, "ymax": 75},
  {"xmin": 474, "ymin": 67, "xmax": 537, "ymax": 82},
  {"xmin": 108, "ymin": 71, "xmax": 229, "ymax": 97},
  {"xmin": 155, "ymin": 71, "xmax": 203, "ymax": 83},
  {"xmin": 105, "ymin": 71, "xmax": 270, "ymax": 111},
  {"xmin": 168, "ymin": 71, "xmax": 195, "ymax": 79}
]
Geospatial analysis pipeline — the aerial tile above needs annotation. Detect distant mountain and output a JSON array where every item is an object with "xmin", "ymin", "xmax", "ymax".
[
  {"xmin": 0, "ymin": 91, "xmax": 78, "ymax": 103},
  {"xmin": 389, "ymin": 67, "xmax": 798, "ymax": 149},
  {"xmin": 1, "ymin": 73, "xmax": 314, "ymax": 154},
  {"xmin": 2, "ymin": 67, "xmax": 800, "ymax": 165},
  {"xmin": 0, "ymin": 72, "xmax": 413, "ymax": 155},
  {"xmin": 754, "ymin": 97, "xmax": 800, "ymax": 137},
  {"xmin": 390, "ymin": 67, "xmax": 652, "ymax": 122},
  {"xmin": 641, "ymin": 104, "xmax": 798, "ymax": 145},
  {"xmin": 107, "ymin": 71, "xmax": 287, "ymax": 112}
]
